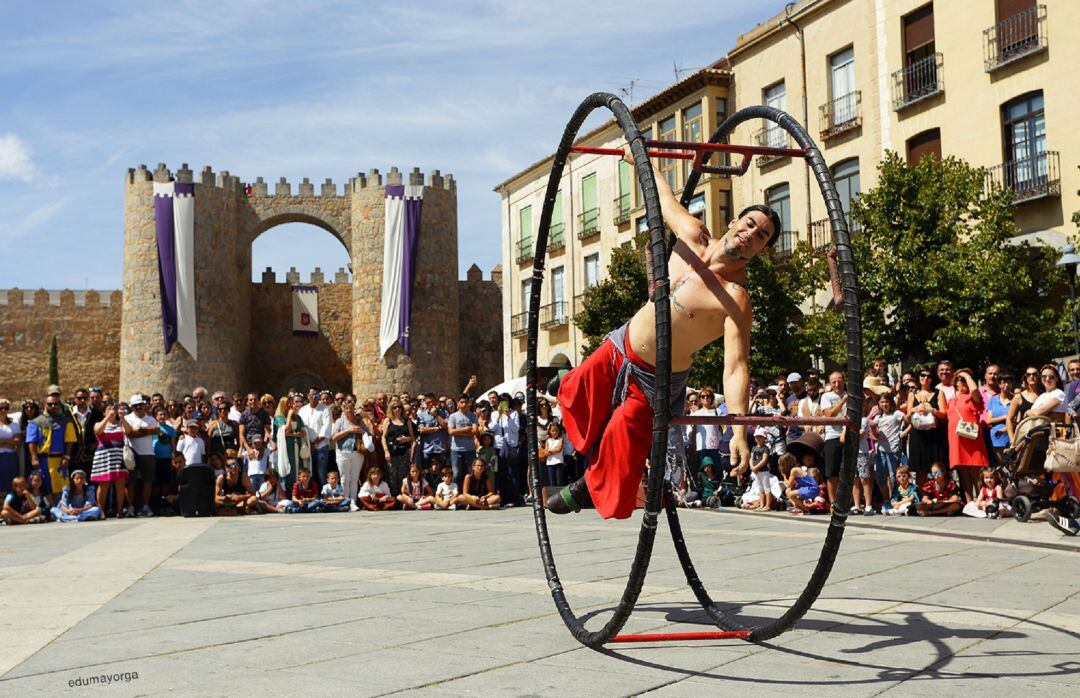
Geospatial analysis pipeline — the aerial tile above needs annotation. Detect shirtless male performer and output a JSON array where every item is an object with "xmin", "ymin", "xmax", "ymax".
[{"xmin": 546, "ymin": 146, "xmax": 781, "ymax": 519}]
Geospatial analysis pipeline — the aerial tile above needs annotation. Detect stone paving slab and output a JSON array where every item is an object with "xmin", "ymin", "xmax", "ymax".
[{"xmin": 1, "ymin": 509, "xmax": 1078, "ymax": 696}]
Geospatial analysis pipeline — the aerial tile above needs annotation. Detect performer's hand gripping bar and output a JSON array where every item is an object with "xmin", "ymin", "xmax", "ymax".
[{"xmin": 570, "ymin": 139, "xmax": 807, "ymax": 176}]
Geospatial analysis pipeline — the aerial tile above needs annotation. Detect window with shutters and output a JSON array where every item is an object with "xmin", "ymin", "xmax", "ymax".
[
  {"xmin": 906, "ymin": 128, "xmax": 941, "ymax": 164},
  {"xmin": 517, "ymin": 205, "xmax": 533, "ymax": 262},
  {"xmin": 984, "ymin": 1, "xmax": 1046, "ymax": 71},
  {"xmin": 548, "ymin": 190, "xmax": 564, "ymax": 249},
  {"xmin": 892, "ymin": 4, "xmax": 943, "ymax": 110},
  {"xmin": 614, "ymin": 161, "xmax": 632, "ymax": 224},
  {"xmin": 578, "ymin": 173, "xmax": 599, "ymax": 238}
]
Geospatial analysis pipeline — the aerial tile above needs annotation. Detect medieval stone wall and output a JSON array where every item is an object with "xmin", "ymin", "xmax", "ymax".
[
  {"xmin": 348, "ymin": 167, "xmax": 460, "ymax": 396},
  {"xmin": 247, "ymin": 278, "xmax": 352, "ymax": 395},
  {"xmin": 457, "ymin": 264, "xmax": 504, "ymax": 394},
  {"xmin": 0, "ymin": 289, "xmax": 122, "ymax": 399},
  {"xmin": 0, "ymin": 160, "xmax": 501, "ymax": 402}
]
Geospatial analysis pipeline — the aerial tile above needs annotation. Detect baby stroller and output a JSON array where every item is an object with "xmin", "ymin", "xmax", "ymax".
[{"xmin": 1001, "ymin": 415, "xmax": 1080, "ymax": 523}]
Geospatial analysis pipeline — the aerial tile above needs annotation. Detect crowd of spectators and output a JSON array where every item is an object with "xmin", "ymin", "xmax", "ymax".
[
  {"xmin": 1, "ymin": 358, "xmax": 1078, "ymax": 526},
  {"xmin": 673, "ymin": 358, "xmax": 1079, "ymax": 520}
]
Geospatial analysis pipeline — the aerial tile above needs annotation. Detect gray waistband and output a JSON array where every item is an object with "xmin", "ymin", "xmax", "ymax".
[{"xmin": 606, "ymin": 323, "xmax": 689, "ymax": 416}]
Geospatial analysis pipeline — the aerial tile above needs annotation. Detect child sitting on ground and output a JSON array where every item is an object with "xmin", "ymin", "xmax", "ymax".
[
  {"xmin": 699, "ymin": 458, "xmax": 721, "ymax": 508},
  {"xmin": 358, "ymin": 464, "xmax": 396, "ymax": 510},
  {"xmin": 916, "ymin": 463, "xmax": 962, "ymax": 517},
  {"xmin": 1, "ymin": 476, "xmax": 46, "ymax": 525},
  {"xmin": 433, "ymin": 466, "xmax": 459, "ymax": 510},
  {"xmin": 425, "ymin": 455, "xmax": 445, "ymax": 493},
  {"xmin": 456, "ymin": 458, "xmax": 501, "ymax": 510},
  {"xmin": 398, "ymin": 462, "xmax": 434, "ymax": 510},
  {"xmin": 319, "ymin": 470, "xmax": 350, "ymax": 512},
  {"xmin": 51, "ymin": 470, "xmax": 102, "ymax": 522},
  {"xmin": 27, "ymin": 470, "xmax": 54, "ymax": 521},
  {"xmin": 962, "ymin": 466, "xmax": 1006, "ymax": 519},
  {"xmin": 253, "ymin": 468, "xmax": 290, "ymax": 513},
  {"xmin": 886, "ymin": 466, "xmax": 920, "ymax": 516},
  {"xmin": 782, "ymin": 453, "xmax": 820, "ymax": 514},
  {"xmin": 290, "ymin": 467, "xmax": 322, "ymax": 513}
]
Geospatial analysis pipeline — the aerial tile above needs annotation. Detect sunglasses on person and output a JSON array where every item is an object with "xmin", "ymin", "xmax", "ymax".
[
  {"xmin": 1041, "ymin": 373, "xmax": 1057, "ymax": 380},
  {"xmin": 1025, "ymin": 371, "xmax": 1039, "ymax": 377},
  {"xmin": 46, "ymin": 401, "xmax": 60, "ymax": 407}
]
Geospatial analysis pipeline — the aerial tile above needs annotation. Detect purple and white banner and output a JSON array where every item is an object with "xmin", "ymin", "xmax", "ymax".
[
  {"xmin": 153, "ymin": 182, "xmax": 197, "ymax": 359},
  {"xmin": 379, "ymin": 184, "xmax": 423, "ymax": 357},
  {"xmin": 292, "ymin": 285, "xmax": 319, "ymax": 336}
]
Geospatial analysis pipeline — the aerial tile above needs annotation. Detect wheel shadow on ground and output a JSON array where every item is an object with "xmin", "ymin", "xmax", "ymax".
[{"xmin": 576, "ymin": 598, "xmax": 1080, "ymax": 688}]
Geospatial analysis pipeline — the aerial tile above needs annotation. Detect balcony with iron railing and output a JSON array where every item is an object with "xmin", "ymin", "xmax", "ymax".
[
  {"xmin": 613, "ymin": 193, "xmax": 631, "ymax": 225},
  {"xmin": 809, "ymin": 214, "xmax": 861, "ymax": 250},
  {"xmin": 984, "ymin": 5, "xmax": 1047, "ymax": 72},
  {"xmin": 755, "ymin": 127, "xmax": 791, "ymax": 167},
  {"xmin": 892, "ymin": 53, "xmax": 944, "ymax": 111},
  {"xmin": 773, "ymin": 230, "xmax": 798, "ymax": 259},
  {"xmin": 516, "ymin": 239, "xmax": 533, "ymax": 264},
  {"xmin": 539, "ymin": 301, "xmax": 570, "ymax": 330},
  {"xmin": 548, "ymin": 222, "xmax": 565, "ymax": 252},
  {"xmin": 985, "ymin": 150, "xmax": 1060, "ymax": 203},
  {"xmin": 577, "ymin": 208, "xmax": 600, "ymax": 239},
  {"xmin": 819, "ymin": 91, "xmax": 861, "ymax": 140},
  {"xmin": 510, "ymin": 311, "xmax": 528, "ymax": 337}
]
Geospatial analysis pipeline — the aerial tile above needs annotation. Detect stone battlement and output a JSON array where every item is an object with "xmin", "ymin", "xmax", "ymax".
[
  {"xmin": 126, "ymin": 164, "xmax": 455, "ymax": 197},
  {"xmin": 348, "ymin": 166, "xmax": 455, "ymax": 192},
  {"xmin": 0, "ymin": 288, "xmax": 122, "ymax": 308},
  {"xmin": 258, "ymin": 267, "xmax": 352, "ymax": 285}
]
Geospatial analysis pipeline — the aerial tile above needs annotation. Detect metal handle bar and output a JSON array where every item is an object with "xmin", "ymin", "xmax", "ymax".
[
  {"xmin": 671, "ymin": 415, "xmax": 855, "ymax": 428},
  {"xmin": 569, "ymin": 139, "xmax": 806, "ymax": 177}
]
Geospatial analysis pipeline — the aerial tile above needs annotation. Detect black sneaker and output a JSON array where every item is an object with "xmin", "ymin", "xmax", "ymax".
[
  {"xmin": 1048, "ymin": 514, "xmax": 1080, "ymax": 537},
  {"xmin": 546, "ymin": 476, "xmax": 591, "ymax": 514}
]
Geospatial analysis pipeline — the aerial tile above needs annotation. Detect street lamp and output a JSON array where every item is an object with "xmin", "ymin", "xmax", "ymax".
[{"xmin": 1058, "ymin": 243, "xmax": 1080, "ymax": 355}]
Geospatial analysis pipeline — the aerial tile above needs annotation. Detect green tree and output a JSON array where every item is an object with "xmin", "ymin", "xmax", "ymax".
[
  {"xmin": 849, "ymin": 151, "xmax": 1070, "ymax": 369},
  {"xmin": 574, "ymin": 236, "xmax": 827, "ymax": 389},
  {"xmin": 48, "ymin": 334, "xmax": 59, "ymax": 386}
]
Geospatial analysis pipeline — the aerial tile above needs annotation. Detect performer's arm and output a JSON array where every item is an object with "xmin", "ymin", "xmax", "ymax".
[
  {"xmin": 722, "ymin": 290, "xmax": 753, "ymax": 472},
  {"xmin": 622, "ymin": 146, "xmax": 709, "ymax": 252}
]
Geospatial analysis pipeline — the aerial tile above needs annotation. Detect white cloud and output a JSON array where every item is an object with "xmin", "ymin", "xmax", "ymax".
[{"xmin": 0, "ymin": 133, "xmax": 36, "ymax": 181}]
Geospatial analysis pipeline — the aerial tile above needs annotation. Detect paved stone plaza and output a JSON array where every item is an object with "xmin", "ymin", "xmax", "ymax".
[{"xmin": 2, "ymin": 508, "xmax": 1079, "ymax": 696}]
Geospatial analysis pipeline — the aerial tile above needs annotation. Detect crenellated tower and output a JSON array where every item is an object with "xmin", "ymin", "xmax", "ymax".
[{"xmin": 119, "ymin": 162, "xmax": 459, "ymax": 397}]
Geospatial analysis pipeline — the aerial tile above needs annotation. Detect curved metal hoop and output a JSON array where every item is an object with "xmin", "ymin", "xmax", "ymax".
[
  {"xmin": 527, "ymin": 92, "xmax": 671, "ymax": 648},
  {"xmin": 667, "ymin": 105, "xmax": 864, "ymax": 642},
  {"xmin": 528, "ymin": 98, "xmax": 863, "ymax": 647}
]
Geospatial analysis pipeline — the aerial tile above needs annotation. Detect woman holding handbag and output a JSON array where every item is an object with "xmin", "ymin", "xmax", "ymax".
[
  {"xmin": 948, "ymin": 369, "xmax": 990, "ymax": 502},
  {"xmin": 905, "ymin": 368, "xmax": 946, "ymax": 486}
]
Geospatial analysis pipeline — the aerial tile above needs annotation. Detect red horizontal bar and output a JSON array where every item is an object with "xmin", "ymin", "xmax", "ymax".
[
  {"xmin": 670, "ymin": 415, "xmax": 852, "ymax": 427},
  {"xmin": 569, "ymin": 139, "xmax": 806, "ymax": 161},
  {"xmin": 571, "ymin": 145, "xmax": 693, "ymax": 160},
  {"xmin": 611, "ymin": 630, "xmax": 752, "ymax": 643},
  {"xmin": 644, "ymin": 138, "xmax": 805, "ymax": 159}
]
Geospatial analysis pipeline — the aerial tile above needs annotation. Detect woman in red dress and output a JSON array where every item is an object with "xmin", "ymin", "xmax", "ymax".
[{"xmin": 947, "ymin": 369, "xmax": 989, "ymax": 502}]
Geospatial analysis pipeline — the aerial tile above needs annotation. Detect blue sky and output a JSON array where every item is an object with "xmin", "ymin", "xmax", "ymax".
[{"xmin": 0, "ymin": 0, "xmax": 788, "ymax": 289}]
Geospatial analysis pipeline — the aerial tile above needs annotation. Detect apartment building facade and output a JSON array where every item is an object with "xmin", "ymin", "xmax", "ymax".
[
  {"xmin": 728, "ymin": 0, "xmax": 1077, "ymax": 269},
  {"xmin": 495, "ymin": 0, "xmax": 1077, "ymax": 382},
  {"xmin": 493, "ymin": 70, "xmax": 733, "ymax": 379}
]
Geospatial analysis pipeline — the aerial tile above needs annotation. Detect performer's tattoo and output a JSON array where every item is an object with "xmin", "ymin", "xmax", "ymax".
[{"xmin": 671, "ymin": 278, "xmax": 692, "ymax": 318}]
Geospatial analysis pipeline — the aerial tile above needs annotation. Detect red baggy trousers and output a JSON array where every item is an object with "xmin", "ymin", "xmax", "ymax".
[{"xmin": 558, "ymin": 333, "xmax": 654, "ymax": 519}]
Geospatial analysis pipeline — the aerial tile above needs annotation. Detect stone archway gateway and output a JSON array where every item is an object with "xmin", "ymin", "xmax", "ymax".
[{"xmin": 119, "ymin": 163, "xmax": 464, "ymax": 398}]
